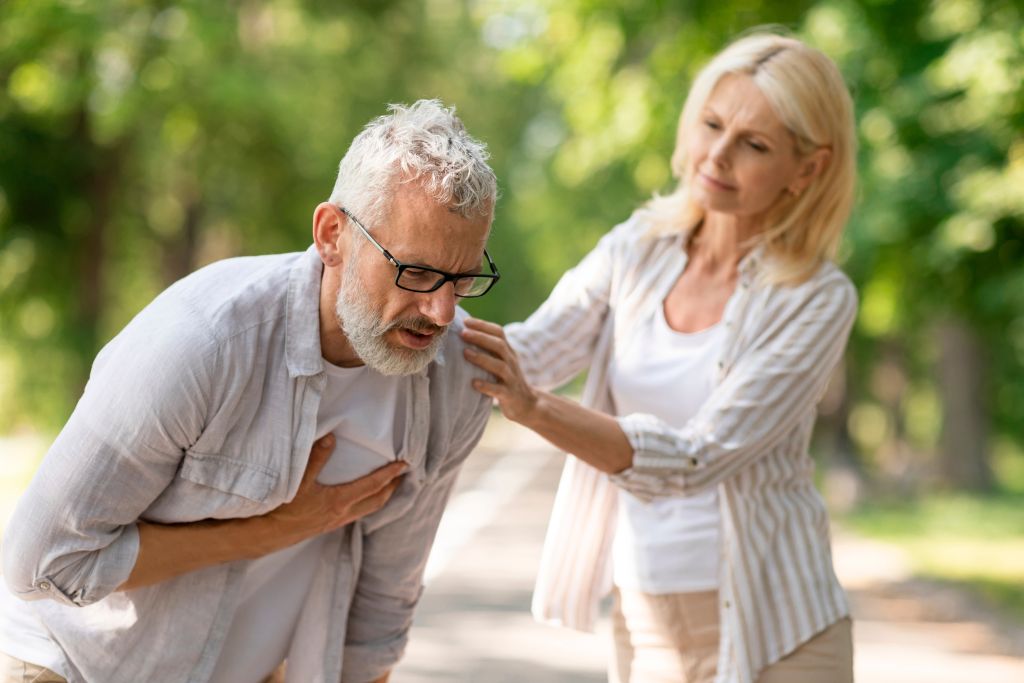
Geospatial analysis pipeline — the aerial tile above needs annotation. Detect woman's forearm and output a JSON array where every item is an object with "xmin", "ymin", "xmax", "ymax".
[
  {"xmin": 516, "ymin": 390, "xmax": 633, "ymax": 474},
  {"xmin": 461, "ymin": 317, "xmax": 634, "ymax": 474}
]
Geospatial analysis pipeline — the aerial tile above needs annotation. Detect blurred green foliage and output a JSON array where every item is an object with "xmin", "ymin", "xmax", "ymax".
[{"xmin": 1, "ymin": 0, "xmax": 1022, "ymax": 492}]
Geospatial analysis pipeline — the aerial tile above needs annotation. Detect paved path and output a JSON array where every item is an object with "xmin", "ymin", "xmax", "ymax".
[
  {"xmin": 4, "ymin": 426, "xmax": 1023, "ymax": 681},
  {"xmin": 397, "ymin": 418, "xmax": 1024, "ymax": 682}
]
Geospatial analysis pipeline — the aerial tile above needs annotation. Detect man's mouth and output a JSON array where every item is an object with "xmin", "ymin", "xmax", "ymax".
[{"xmin": 395, "ymin": 326, "xmax": 441, "ymax": 350}]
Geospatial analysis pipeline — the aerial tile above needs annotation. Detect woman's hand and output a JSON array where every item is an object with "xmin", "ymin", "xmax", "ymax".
[
  {"xmin": 461, "ymin": 317, "xmax": 634, "ymax": 473},
  {"xmin": 461, "ymin": 317, "xmax": 539, "ymax": 425}
]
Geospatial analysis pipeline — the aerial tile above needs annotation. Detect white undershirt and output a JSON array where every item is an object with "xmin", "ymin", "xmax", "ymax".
[
  {"xmin": 0, "ymin": 360, "xmax": 406, "ymax": 683},
  {"xmin": 609, "ymin": 305, "xmax": 725, "ymax": 594},
  {"xmin": 209, "ymin": 360, "xmax": 406, "ymax": 683}
]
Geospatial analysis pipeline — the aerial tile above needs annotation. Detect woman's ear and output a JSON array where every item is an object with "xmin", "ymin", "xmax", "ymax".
[
  {"xmin": 313, "ymin": 202, "xmax": 346, "ymax": 267},
  {"xmin": 788, "ymin": 147, "xmax": 832, "ymax": 196}
]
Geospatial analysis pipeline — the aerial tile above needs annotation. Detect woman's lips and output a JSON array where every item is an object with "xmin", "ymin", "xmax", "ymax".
[{"xmin": 699, "ymin": 172, "xmax": 736, "ymax": 191}]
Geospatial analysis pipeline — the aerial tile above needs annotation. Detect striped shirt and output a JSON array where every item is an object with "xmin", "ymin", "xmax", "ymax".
[{"xmin": 506, "ymin": 212, "xmax": 856, "ymax": 683}]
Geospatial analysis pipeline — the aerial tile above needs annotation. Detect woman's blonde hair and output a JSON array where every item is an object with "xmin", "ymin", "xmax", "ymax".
[{"xmin": 646, "ymin": 31, "xmax": 857, "ymax": 285}]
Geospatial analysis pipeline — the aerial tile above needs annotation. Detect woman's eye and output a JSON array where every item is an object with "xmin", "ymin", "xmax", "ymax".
[
  {"xmin": 704, "ymin": 119, "xmax": 721, "ymax": 130},
  {"xmin": 747, "ymin": 140, "xmax": 768, "ymax": 152}
]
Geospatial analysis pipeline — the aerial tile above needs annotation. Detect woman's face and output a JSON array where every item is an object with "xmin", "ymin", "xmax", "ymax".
[{"xmin": 683, "ymin": 73, "xmax": 816, "ymax": 220}]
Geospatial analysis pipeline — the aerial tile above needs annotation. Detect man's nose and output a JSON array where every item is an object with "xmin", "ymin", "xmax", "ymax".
[{"xmin": 417, "ymin": 282, "xmax": 458, "ymax": 328}]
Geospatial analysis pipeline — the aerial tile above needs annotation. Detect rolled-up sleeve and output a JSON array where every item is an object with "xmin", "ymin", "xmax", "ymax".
[
  {"xmin": 505, "ymin": 219, "xmax": 637, "ymax": 391},
  {"xmin": 1, "ymin": 302, "xmax": 215, "ymax": 607},
  {"xmin": 609, "ymin": 273, "xmax": 858, "ymax": 500},
  {"xmin": 340, "ymin": 391, "xmax": 491, "ymax": 683}
]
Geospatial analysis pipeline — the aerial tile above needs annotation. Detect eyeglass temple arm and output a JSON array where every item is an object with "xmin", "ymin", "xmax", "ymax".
[{"xmin": 339, "ymin": 207, "xmax": 397, "ymax": 264}]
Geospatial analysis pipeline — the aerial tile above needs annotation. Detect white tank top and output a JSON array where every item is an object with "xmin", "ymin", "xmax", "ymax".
[{"xmin": 609, "ymin": 305, "xmax": 724, "ymax": 594}]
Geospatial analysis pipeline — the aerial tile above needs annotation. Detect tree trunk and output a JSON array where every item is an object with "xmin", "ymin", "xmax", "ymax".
[
  {"xmin": 161, "ymin": 197, "xmax": 203, "ymax": 285},
  {"xmin": 72, "ymin": 103, "xmax": 126, "ymax": 394},
  {"xmin": 935, "ymin": 316, "xmax": 993, "ymax": 491}
]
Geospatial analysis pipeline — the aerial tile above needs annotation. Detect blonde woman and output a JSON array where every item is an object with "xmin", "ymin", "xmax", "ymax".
[{"xmin": 462, "ymin": 33, "xmax": 858, "ymax": 683}]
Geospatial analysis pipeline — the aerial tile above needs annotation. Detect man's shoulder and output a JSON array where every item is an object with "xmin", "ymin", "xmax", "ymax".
[
  {"xmin": 159, "ymin": 250, "xmax": 308, "ymax": 341},
  {"xmin": 98, "ymin": 250, "xmax": 312, "ymax": 373},
  {"xmin": 428, "ymin": 309, "xmax": 491, "ymax": 411}
]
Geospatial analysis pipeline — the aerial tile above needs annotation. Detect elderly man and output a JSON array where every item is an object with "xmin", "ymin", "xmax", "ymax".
[{"xmin": 1, "ymin": 99, "xmax": 499, "ymax": 683}]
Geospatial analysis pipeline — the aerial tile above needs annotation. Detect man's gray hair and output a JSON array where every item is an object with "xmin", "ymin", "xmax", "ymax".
[{"xmin": 329, "ymin": 99, "xmax": 498, "ymax": 227}]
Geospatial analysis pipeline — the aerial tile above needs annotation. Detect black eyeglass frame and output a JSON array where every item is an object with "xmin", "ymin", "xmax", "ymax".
[{"xmin": 339, "ymin": 206, "xmax": 500, "ymax": 298}]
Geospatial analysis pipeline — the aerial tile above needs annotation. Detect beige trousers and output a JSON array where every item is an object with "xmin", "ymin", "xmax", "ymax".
[
  {"xmin": 0, "ymin": 651, "xmax": 288, "ymax": 683},
  {"xmin": 0, "ymin": 654, "xmax": 65, "ymax": 683},
  {"xmin": 610, "ymin": 588, "xmax": 854, "ymax": 683}
]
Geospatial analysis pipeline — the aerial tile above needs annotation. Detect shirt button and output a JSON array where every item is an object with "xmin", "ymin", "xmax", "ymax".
[
  {"xmin": 724, "ymin": 600, "xmax": 732, "ymax": 608},
  {"xmin": 38, "ymin": 581, "xmax": 51, "ymax": 591},
  {"xmin": 689, "ymin": 457, "xmax": 699, "ymax": 468}
]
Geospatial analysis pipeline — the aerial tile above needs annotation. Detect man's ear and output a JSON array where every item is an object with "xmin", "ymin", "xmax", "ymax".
[
  {"xmin": 789, "ymin": 147, "xmax": 832, "ymax": 196},
  {"xmin": 313, "ymin": 202, "xmax": 346, "ymax": 267}
]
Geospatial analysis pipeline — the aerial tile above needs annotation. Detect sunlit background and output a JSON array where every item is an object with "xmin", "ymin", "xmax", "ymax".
[{"xmin": 1, "ymin": 0, "xmax": 1022, "ymax": 655}]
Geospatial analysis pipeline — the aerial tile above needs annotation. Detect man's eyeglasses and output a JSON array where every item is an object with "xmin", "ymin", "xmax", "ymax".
[{"xmin": 340, "ymin": 207, "xmax": 500, "ymax": 298}]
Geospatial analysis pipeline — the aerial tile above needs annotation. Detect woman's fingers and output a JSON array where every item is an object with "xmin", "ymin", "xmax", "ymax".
[
  {"xmin": 470, "ymin": 378, "xmax": 504, "ymax": 399},
  {"xmin": 460, "ymin": 327, "xmax": 510, "ymax": 359},
  {"xmin": 464, "ymin": 316, "xmax": 506, "ymax": 337},
  {"xmin": 463, "ymin": 347, "xmax": 511, "ymax": 382}
]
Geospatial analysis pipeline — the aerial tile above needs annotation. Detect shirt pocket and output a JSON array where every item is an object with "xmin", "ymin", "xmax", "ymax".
[
  {"xmin": 144, "ymin": 450, "xmax": 282, "ymax": 523},
  {"xmin": 179, "ymin": 451, "xmax": 279, "ymax": 502}
]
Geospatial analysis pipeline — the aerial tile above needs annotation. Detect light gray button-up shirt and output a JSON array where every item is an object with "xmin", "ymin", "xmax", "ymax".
[{"xmin": 1, "ymin": 245, "xmax": 491, "ymax": 683}]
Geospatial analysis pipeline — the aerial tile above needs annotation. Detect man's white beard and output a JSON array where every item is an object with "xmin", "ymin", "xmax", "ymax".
[{"xmin": 335, "ymin": 258, "xmax": 447, "ymax": 376}]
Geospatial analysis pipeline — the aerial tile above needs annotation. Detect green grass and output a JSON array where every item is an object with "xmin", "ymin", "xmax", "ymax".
[{"xmin": 841, "ymin": 492, "xmax": 1024, "ymax": 621}]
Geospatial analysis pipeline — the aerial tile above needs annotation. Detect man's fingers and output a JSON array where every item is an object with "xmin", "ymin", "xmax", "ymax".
[
  {"xmin": 348, "ymin": 478, "xmax": 402, "ymax": 519},
  {"xmin": 333, "ymin": 460, "xmax": 407, "ymax": 502},
  {"xmin": 302, "ymin": 434, "xmax": 336, "ymax": 484}
]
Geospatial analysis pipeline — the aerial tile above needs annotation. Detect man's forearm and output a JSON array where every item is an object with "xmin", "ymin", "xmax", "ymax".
[
  {"xmin": 118, "ymin": 436, "xmax": 406, "ymax": 591},
  {"xmin": 120, "ymin": 514, "xmax": 303, "ymax": 590}
]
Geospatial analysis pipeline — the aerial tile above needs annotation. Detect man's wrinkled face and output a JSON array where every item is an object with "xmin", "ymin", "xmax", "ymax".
[
  {"xmin": 335, "ymin": 183, "xmax": 491, "ymax": 376},
  {"xmin": 334, "ymin": 253, "xmax": 448, "ymax": 376}
]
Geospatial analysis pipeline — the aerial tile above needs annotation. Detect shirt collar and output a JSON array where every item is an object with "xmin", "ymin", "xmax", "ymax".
[
  {"xmin": 738, "ymin": 244, "xmax": 765, "ymax": 281},
  {"xmin": 285, "ymin": 244, "xmax": 326, "ymax": 378}
]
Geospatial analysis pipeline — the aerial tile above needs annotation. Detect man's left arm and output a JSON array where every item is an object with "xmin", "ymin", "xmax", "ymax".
[{"xmin": 340, "ymin": 391, "xmax": 491, "ymax": 683}]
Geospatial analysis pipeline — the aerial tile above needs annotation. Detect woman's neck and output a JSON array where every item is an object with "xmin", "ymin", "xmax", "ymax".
[{"xmin": 688, "ymin": 211, "xmax": 762, "ymax": 273}]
